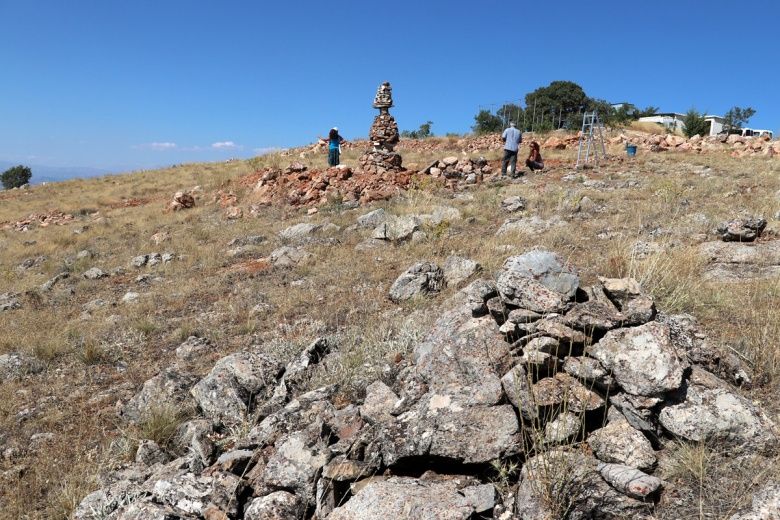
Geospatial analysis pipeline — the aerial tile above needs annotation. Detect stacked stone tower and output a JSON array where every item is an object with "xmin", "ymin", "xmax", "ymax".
[{"xmin": 358, "ymin": 82, "xmax": 403, "ymax": 174}]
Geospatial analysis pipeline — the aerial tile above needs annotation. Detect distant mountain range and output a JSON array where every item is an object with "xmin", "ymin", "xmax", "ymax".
[{"xmin": 0, "ymin": 161, "xmax": 115, "ymax": 185}]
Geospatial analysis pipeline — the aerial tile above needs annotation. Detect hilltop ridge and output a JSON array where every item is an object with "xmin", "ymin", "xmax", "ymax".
[{"xmin": 1, "ymin": 129, "xmax": 779, "ymax": 519}]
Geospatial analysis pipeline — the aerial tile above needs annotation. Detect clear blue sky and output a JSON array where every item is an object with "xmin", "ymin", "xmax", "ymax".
[{"xmin": 1, "ymin": 0, "xmax": 778, "ymax": 173}]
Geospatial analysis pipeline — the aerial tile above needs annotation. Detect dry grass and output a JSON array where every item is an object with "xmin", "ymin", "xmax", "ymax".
[
  {"xmin": 629, "ymin": 120, "xmax": 682, "ymax": 135},
  {"xmin": 657, "ymin": 441, "xmax": 779, "ymax": 519},
  {"xmin": 1, "ymin": 135, "xmax": 779, "ymax": 518}
]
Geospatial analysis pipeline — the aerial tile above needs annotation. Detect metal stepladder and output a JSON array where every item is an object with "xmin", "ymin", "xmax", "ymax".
[{"xmin": 575, "ymin": 111, "xmax": 607, "ymax": 169}]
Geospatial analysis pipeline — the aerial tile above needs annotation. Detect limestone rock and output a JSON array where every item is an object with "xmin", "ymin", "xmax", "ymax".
[
  {"xmin": 356, "ymin": 208, "xmax": 388, "ymax": 228},
  {"xmin": 413, "ymin": 294, "xmax": 511, "ymax": 404},
  {"xmin": 588, "ymin": 419, "xmax": 657, "ymax": 471},
  {"xmin": 610, "ymin": 393, "xmax": 663, "ymax": 435},
  {"xmin": 729, "ymin": 482, "xmax": 780, "ymax": 520},
  {"xmin": 544, "ymin": 411, "xmax": 581, "ymax": 444},
  {"xmin": 501, "ymin": 364, "xmax": 536, "ymax": 420},
  {"xmin": 588, "ymin": 321, "xmax": 686, "ymax": 397},
  {"xmin": 83, "ymin": 267, "xmax": 108, "ymax": 280},
  {"xmin": 321, "ymin": 456, "xmax": 376, "ymax": 481},
  {"xmin": 172, "ymin": 419, "xmax": 216, "ymax": 470},
  {"xmin": 496, "ymin": 215, "xmax": 566, "ymax": 236},
  {"xmin": 0, "ymin": 352, "xmax": 44, "ymax": 381},
  {"xmin": 532, "ymin": 372, "xmax": 605, "ymax": 413},
  {"xmin": 149, "ymin": 469, "xmax": 243, "ymax": 517},
  {"xmin": 564, "ymin": 299, "xmax": 624, "ymax": 333},
  {"xmin": 170, "ymin": 191, "xmax": 195, "ymax": 211},
  {"xmin": 122, "ymin": 369, "xmax": 198, "ymax": 423},
  {"xmin": 442, "ymin": 255, "xmax": 481, "ymax": 286},
  {"xmin": 598, "ymin": 463, "xmax": 662, "ymax": 499},
  {"xmin": 39, "ymin": 272, "xmax": 69, "ymax": 292},
  {"xmin": 278, "ymin": 222, "xmax": 323, "ymax": 243},
  {"xmin": 328, "ymin": 476, "xmax": 496, "ymax": 520},
  {"xmin": 372, "ymin": 215, "xmax": 420, "ymax": 242},
  {"xmin": 378, "ymin": 393, "xmax": 520, "ymax": 466},
  {"xmin": 244, "ymin": 387, "xmax": 336, "ymax": 449},
  {"xmin": 244, "ymin": 491, "xmax": 302, "ymax": 520},
  {"xmin": 0, "ymin": 293, "xmax": 21, "ymax": 311},
  {"xmin": 360, "ymin": 381, "xmax": 399, "ymax": 425},
  {"xmin": 700, "ymin": 240, "xmax": 780, "ymax": 281},
  {"xmin": 516, "ymin": 449, "xmax": 652, "ymax": 519},
  {"xmin": 388, "ymin": 262, "xmax": 444, "ymax": 303},
  {"xmin": 657, "ymin": 312, "xmax": 750, "ymax": 387},
  {"xmin": 501, "ymin": 195, "xmax": 526, "ymax": 212},
  {"xmin": 175, "ymin": 336, "xmax": 215, "ymax": 362},
  {"xmin": 563, "ymin": 356, "xmax": 614, "ymax": 390},
  {"xmin": 190, "ymin": 350, "xmax": 283, "ymax": 425},
  {"xmin": 136, "ymin": 440, "xmax": 172, "ymax": 466},
  {"xmin": 659, "ymin": 367, "xmax": 777, "ymax": 452},
  {"xmin": 496, "ymin": 250, "xmax": 578, "ymax": 312},
  {"xmin": 261, "ymin": 429, "xmax": 330, "ymax": 497},
  {"xmin": 716, "ymin": 216, "xmax": 767, "ymax": 242},
  {"xmin": 598, "ymin": 277, "xmax": 656, "ymax": 325},
  {"xmin": 269, "ymin": 246, "xmax": 311, "ymax": 267}
]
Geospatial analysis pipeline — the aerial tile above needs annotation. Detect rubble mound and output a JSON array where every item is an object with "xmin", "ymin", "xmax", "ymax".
[
  {"xmin": 75, "ymin": 249, "xmax": 778, "ymax": 520},
  {"xmin": 0, "ymin": 210, "xmax": 75, "ymax": 232},
  {"xmin": 248, "ymin": 166, "xmax": 415, "ymax": 207}
]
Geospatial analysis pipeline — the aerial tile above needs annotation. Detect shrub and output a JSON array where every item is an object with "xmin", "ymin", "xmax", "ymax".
[
  {"xmin": 682, "ymin": 109, "xmax": 709, "ymax": 138},
  {"xmin": 472, "ymin": 110, "xmax": 503, "ymax": 134},
  {"xmin": 1, "ymin": 164, "xmax": 32, "ymax": 189}
]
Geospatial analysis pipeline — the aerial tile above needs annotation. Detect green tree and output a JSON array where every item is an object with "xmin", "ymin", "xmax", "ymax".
[
  {"xmin": 638, "ymin": 106, "xmax": 659, "ymax": 118},
  {"xmin": 401, "ymin": 121, "xmax": 434, "ymax": 139},
  {"xmin": 525, "ymin": 81, "xmax": 588, "ymax": 129},
  {"xmin": 497, "ymin": 103, "xmax": 524, "ymax": 127},
  {"xmin": 682, "ymin": 109, "xmax": 709, "ymax": 138},
  {"xmin": 587, "ymin": 98, "xmax": 618, "ymax": 127},
  {"xmin": 472, "ymin": 109, "xmax": 503, "ymax": 134},
  {"xmin": 723, "ymin": 106, "xmax": 756, "ymax": 133},
  {"xmin": 1, "ymin": 165, "xmax": 32, "ymax": 189}
]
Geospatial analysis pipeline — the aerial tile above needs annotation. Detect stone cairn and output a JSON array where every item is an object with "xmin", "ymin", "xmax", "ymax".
[
  {"xmin": 77, "ymin": 248, "xmax": 778, "ymax": 520},
  {"xmin": 358, "ymin": 82, "xmax": 403, "ymax": 174}
]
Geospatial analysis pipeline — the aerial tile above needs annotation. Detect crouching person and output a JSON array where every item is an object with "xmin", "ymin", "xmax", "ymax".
[{"xmin": 526, "ymin": 141, "xmax": 544, "ymax": 172}]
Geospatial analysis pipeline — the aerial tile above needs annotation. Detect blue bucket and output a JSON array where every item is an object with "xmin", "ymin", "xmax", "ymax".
[{"xmin": 626, "ymin": 144, "xmax": 637, "ymax": 157}]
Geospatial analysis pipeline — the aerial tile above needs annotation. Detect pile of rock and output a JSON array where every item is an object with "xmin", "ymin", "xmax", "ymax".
[
  {"xmin": 541, "ymin": 133, "xmax": 582, "ymax": 150},
  {"xmin": 129, "ymin": 252, "xmax": 176, "ymax": 268},
  {"xmin": 168, "ymin": 191, "xmax": 195, "ymax": 211},
  {"xmin": 358, "ymin": 82, "xmax": 404, "ymax": 175},
  {"xmin": 0, "ymin": 210, "xmax": 75, "ymax": 232},
  {"xmin": 387, "ymin": 256, "xmax": 481, "ymax": 302},
  {"xmin": 459, "ymin": 133, "xmax": 504, "ymax": 152},
  {"xmin": 715, "ymin": 216, "xmax": 767, "ymax": 242},
  {"xmin": 357, "ymin": 150, "xmax": 403, "ymax": 174},
  {"xmin": 613, "ymin": 131, "xmax": 780, "ymax": 158},
  {"xmin": 249, "ymin": 166, "xmax": 414, "ymax": 207},
  {"xmin": 0, "ymin": 292, "xmax": 21, "ymax": 312},
  {"xmin": 424, "ymin": 156, "xmax": 492, "ymax": 183},
  {"xmin": 76, "ymin": 248, "xmax": 776, "ymax": 519}
]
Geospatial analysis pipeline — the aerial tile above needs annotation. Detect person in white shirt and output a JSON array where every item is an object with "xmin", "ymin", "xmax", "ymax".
[{"xmin": 501, "ymin": 122, "xmax": 522, "ymax": 177}]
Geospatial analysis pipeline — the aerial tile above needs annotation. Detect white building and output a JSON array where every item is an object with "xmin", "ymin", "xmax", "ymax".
[
  {"xmin": 704, "ymin": 115, "xmax": 725, "ymax": 136},
  {"xmin": 638, "ymin": 113, "xmax": 686, "ymax": 132},
  {"xmin": 638, "ymin": 113, "xmax": 727, "ymax": 136}
]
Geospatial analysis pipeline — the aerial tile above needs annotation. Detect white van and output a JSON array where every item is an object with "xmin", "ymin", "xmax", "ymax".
[{"xmin": 740, "ymin": 128, "xmax": 774, "ymax": 139}]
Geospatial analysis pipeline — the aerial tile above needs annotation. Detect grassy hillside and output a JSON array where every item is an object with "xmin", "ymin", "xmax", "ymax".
[{"xmin": 1, "ymin": 134, "xmax": 779, "ymax": 518}]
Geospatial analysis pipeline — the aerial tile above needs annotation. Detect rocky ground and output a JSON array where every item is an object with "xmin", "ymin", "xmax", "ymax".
[{"xmin": 1, "ymin": 131, "xmax": 780, "ymax": 519}]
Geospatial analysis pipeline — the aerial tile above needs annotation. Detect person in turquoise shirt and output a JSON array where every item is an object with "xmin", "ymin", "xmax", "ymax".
[{"xmin": 320, "ymin": 127, "xmax": 346, "ymax": 167}]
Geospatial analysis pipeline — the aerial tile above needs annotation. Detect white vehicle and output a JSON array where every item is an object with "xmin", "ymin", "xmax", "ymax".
[{"xmin": 740, "ymin": 128, "xmax": 773, "ymax": 139}]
